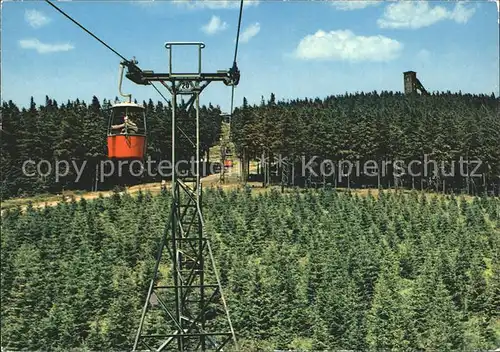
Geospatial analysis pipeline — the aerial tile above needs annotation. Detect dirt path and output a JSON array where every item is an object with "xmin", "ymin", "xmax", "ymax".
[
  {"xmin": 1, "ymin": 159, "xmax": 472, "ymax": 213},
  {"xmin": 0, "ymin": 169, "xmax": 243, "ymax": 213}
]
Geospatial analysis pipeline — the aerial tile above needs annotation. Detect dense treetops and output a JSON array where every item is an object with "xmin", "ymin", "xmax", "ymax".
[
  {"xmin": 1, "ymin": 188, "xmax": 499, "ymax": 350},
  {"xmin": 1, "ymin": 96, "xmax": 223, "ymax": 199},
  {"xmin": 2, "ymin": 91, "xmax": 499, "ymax": 199},
  {"xmin": 1, "ymin": 90, "xmax": 498, "ymax": 351},
  {"xmin": 231, "ymin": 91, "xmax": 499, "ymax": 195}
]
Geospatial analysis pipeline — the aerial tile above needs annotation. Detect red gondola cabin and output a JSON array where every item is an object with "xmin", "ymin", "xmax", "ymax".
[{"xmin": 107, "ymin": 102, "xmax": 146, "ymax": 159}]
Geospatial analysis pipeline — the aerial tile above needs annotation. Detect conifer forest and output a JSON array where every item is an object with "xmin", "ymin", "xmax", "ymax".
[
  {"xmin": 1, "ymin": 92, "xmax": 499, "ymax": 199},
  {"xmin": 3, "ymin": 0, "xmax": 500, "ymax": 349},
  {"xmin": 1, "ymin": 91, "xmax": 500, "ymax": 351},
  {"xmin": 1, "ymin": 189, "xmax": 499, "ymax": 350}
]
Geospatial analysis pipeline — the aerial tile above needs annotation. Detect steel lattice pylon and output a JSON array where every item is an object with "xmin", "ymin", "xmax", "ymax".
[{"xmin": 131, "ymin": 42, "xmax": 238, "ymax": 352}]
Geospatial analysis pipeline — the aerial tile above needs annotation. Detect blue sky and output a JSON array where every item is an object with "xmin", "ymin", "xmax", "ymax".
[{"xmin": 2, "ymin": 0, "xmax": 499, "ymax": 111}]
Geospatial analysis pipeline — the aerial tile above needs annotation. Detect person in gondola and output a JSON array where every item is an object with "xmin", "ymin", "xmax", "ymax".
[{"xmin": 111, "ymin": 115, "xmax": 138, "ymax": 134}]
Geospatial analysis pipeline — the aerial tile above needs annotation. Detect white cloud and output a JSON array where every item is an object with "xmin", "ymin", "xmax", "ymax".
[
  {"xmin": 201, "ymin": 15, "xmax": 228, "ymax": 34},
  {"xmin": 175, "ymin": 0, "xmax": 259, "ymax": 10},
  {"xmin": 240, "ymin": 22, "xmax": 260, "ymax": 43},
  {"xmin": 294, "ymin": 29, "xmax": 402, "ymax": 62},
  {"xmin": 377, "ymin": 1, "xmax": 476, "ymax": 29},
  {"xmin": 330, "ymin": 1, "xmax": 381, "ymax": 11},
  {"xmin": 19, "ymin": 39, "xmax": 74, "ymax": 54},
  {"xmin": 450, "ymin": 2, "xmax": 476, "ymax": 23},
  {"xmin": 24, "ymin": 9, "xmax": 51, "ymax": 28}
]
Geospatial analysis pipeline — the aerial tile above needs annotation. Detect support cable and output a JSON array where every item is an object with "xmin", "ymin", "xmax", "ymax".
[
  {"xmin": 46, "ymin": 1, "xmax": 242, "ymax": 349},
  {"xmin": 233, "ymin": 0, "xmax": 245, "ymax": 65},
  {"xmin": 229, "ymin": 0, "xmax": 245, "ymax": 118},
  {"xmin": 44, "ymin": 0, "xmax": 195, "ymax": 147},
  {"xmin": 149, "ymin": 83, "xmax": 196, "ymax": 148},
  {"xmin": 44, "ymin": 0, "xmax": 129, "ymax": 63},
  {"xmin": 45, "ymin": 0, "xmax": 243, "ymax": 121}
]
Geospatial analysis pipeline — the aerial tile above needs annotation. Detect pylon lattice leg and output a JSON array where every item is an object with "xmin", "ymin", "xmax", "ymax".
[{"xmin": 132, "ymin": 42, "xmax": 237, "ymax": 352}]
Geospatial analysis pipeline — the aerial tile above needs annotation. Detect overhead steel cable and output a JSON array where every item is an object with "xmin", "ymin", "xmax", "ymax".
[
  {"xmin": 230, "ymin": 84, "xmax": 236, "ymax": 121},
  {"xmin": 47, "ymin": 1, "xmax": 242, "ymax": 348},
  {"xmin": 233, "ymin": 0, "xmax": 245, "ymax": 65},
  {"xmin": 229, "ymin": 0, "xmax": 245, "ymax": 122},
  {"xmin": 150, "ymin": 83, "xmax": 196, "ymax": 148},
  {"xmin": 45, "ymin": 0, "xmax": 241, "ymax": 147},
  {"xmin": 44, "ymin": 0, "xmax": 129, "ymax": 63},
  {"xmin": 44, "ymin": 0, "xmax": 196, "ymax": 146}
]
